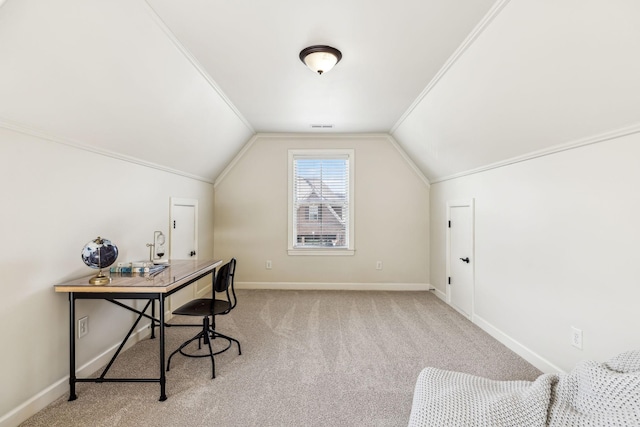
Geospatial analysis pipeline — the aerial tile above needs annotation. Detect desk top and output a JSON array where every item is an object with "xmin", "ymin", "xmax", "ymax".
[{"xmin": 54, "ymin": 259, "xmax": 223, "ymax": 294}]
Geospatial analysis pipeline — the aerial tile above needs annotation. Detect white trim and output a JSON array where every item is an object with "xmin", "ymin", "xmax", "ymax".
[
  {"xmin": 431, "ymin": 287, "xmax": 447, "ymax": 302},
  {"xmin": 253, "ymin": 132, "xmax": 392, "ymax": 140},
  {"xmin": 431, "ymin": 284, "xmax": 561, "ymax": 374},
  {"xmin": 235, "ymin": 282, "xmax": 431, "ymax": 291},
  {"xmin": 214, "ymin": 133, "xmax": 431, "ymax": 189},
  {"xmin": 169, "ymin": 197, "xmax": 199, "ymax": 261},
  {"xmin": 391, "ymin": 0, "xmax": 512, "ymax": 133},
  {"xmin": 287, "ymin": 249, "xmax": 355, "ymax": 256},
  {"xmin": 168, "ymin": 197, "xmax": 200, "ymax": 309},
  {"xmin": 0, "ymin": 117, "xmax": 215, "ymax": 184},
  {"xmin": 0, "ymin": 326, "xmax": 151, "ymax": 427},
  {"xmin": 215, "ymin": 133, "xmax": 386, "ymax": 189},
  {"xmin": 214, "ymin": 134, "xmax": 259, "ymax": 188},
  {"xmin": 141, "ymin": 0, "xmax": 254, "ymax": 134},
  {"xmin": 288, "ymin": 148, "xmax": 355, "ymax": 254},
  {"xmin": 473, "ymin": 315, "xmax": 564, "ymax": 374},
  {"xmin": 432, "ymin": 121, "xmax": 640, "ymax": 184},
  {"xmin": 446, "ymin": 199, "xmax": 475, "ymax": 319},
  {"xmin": 170, "ymin": 197, "xmax": 199, "ymax": 207},
  {"xmin": 385, "ymin": 134, "xmax": 431, "ymax": 187}
]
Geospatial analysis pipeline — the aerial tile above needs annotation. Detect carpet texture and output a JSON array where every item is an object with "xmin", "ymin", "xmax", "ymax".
[{"xmin": 21, "ymin": 290, "xmax": 541, "ymax": 426}]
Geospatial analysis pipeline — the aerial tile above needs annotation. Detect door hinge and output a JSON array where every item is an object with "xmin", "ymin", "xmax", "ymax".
[
  {"xmin": 448, "ymin": 220, "xmax": 451, "ymax": 228},
  {"xmin": 448, "ymin": 277, "xmax": 451, "ymax": 285},
  {"xmin": 173, "ymin": 220, "xmax": 176, "ymax": 229}
]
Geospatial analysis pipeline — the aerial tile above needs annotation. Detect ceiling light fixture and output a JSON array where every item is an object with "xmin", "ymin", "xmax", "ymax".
[{"xmin": 299, "ymin": 45, "xmax": 342, "ymax": 75}]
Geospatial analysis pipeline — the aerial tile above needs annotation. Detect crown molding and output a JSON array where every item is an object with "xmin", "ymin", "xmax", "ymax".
[
  {"xmin": 0, "ymin": 117, "xmax": 215, "ymax": 184},
  {"xmin": 214, "ymin": 132, "xmax": 430, "ymax": 188},
  {"xmin": 214, "ymin": 132, "xmax": 388, "ymax": 189},
  {"xmin": 214, "ymin": 133, "xmax": 260, "ymax": 188},
  {"xmin": 431, "ymin": 121, "xmax": 640, "ymax": 184},
  {"xmin": 385, "ymin": 134, "xmax": 431, "ymax": 187},
  {"xmin": 391, "ymin": 0, "xmax": 512, "ymax": 133},
  {"xmin": 251, "ymin": 132, "xmax": 393, "ymax": 140}
]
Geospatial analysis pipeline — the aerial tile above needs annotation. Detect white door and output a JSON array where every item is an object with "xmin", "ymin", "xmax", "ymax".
[
  {"xmin": 170, "ymin": 202, "xmax": 197, "ymax": 261},
  {"xmin": 168, "ymin": 198, "xmax": 198, "ymax": 313},
  {"xmin": 447, "ymin": 201, "xmax": 474, "ymax": 319}
]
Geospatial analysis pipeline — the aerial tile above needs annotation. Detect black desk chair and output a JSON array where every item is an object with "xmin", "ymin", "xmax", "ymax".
[{"xmin": 166, "ymin": 258, "xmax": 241, "ymax": 378}]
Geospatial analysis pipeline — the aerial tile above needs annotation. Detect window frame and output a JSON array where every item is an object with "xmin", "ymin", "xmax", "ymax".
[{"xmin": 287, "ymin": 149, "xmax": 355, "ymax": 256}]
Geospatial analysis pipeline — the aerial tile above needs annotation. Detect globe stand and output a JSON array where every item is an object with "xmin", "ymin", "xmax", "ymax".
[
  {"xmin": 82, "ymin": 236, "xmax": 118, "ymax": 286},
  {"xmin": 89, "ymin": 269, "xmax": 111, "ymax": 285}
]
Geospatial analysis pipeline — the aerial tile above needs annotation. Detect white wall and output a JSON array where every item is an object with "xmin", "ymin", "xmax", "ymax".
[
  {"xmin": 0, "ymin": 127, "xmax": 215, "ymax": 426},
  {"xmin": 430, "ymin": 135, "xmax": 640, "ymax": 373},
  {"xmin": 213, "ymin": 134, "xmax": 430, "ymax": 289}
]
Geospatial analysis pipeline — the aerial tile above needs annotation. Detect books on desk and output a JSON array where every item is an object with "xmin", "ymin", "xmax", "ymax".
[{"xmin": 109, "ymin": 262, "xmax": 169, "ymax": 276}]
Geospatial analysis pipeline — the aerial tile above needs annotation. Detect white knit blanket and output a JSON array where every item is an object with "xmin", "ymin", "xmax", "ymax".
[{"xmin": 408, "ymin": 351, "xmax": 640, "ymax": 427}]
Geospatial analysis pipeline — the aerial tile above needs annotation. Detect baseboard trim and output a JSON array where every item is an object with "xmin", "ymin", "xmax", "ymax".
[
  {"xmin": 431, "ymin": 287, "xmax": 447, "ymax": 301},
  {"xmin": 236, "ymin": 282, "xmax": 431, "ymax": 291},
  {"xmin": 472, "ymin": 314, "xmax": 564, "ymax": 374},
  {"xmin": 431, "ymin": 286, "xmax": 563, "ymax": 374},
  {"xmin": 0, "ymin": 325, "xmax": 152, "ymax": 427}
]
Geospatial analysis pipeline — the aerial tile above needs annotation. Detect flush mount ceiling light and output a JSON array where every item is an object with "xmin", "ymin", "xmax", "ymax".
[{"xmin": 299, "ymin": 45, "xmax": 342, "ymax": 75}]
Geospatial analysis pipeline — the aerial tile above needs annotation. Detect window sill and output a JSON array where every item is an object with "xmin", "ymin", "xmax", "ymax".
[{"xmin": 288, "ymin": 249, "xmax": 355, "ymax": 256}]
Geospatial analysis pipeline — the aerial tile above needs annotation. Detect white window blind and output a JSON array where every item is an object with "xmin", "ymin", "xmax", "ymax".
[{"xmin": 292, "ymin": 155, "xmax": 350, "ymax": 249}]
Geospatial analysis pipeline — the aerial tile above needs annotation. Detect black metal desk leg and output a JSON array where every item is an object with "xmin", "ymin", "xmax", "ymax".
[
  {"xmin": 150, "ymin": 298, "xmax": 156, "ymax": 339},
  {"xmin": 68, "ymin": 293, "xmax": 77, "ymax": 401},
  {"xmin": 158, "ymin": 295, "xmax": 167, "ymax": 401}
]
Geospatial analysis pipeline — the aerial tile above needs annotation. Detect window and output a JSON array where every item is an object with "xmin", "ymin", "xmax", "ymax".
[
  {"xmin": 308, "ymin": 204, "xmax": 319, "ymax": 221},
  {"xmin": 288, "ymin": 149, "xmax": 354, "ymax": 255}
]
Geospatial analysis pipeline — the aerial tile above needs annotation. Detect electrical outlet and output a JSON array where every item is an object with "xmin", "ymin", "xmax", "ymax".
[
  {"xmin": 570, "ymin": 326, "xmax": 583, "ymax": 350},
  {"xmin": 376, "ymin": 261, "xmax": 383, "ymax": 270},
  {"xmin": 78, "ymin": 316, "xmax": 89, "ymax": 338},
  {"xmin": 266, "ymin": 260, "xmax": 272, "ymax": 270}
]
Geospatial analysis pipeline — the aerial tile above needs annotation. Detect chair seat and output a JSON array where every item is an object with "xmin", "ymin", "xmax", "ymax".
[
  {"xmin": 167, "ymin": 258, "xmax": 240, "ymax": 379},
  {"xmin": 172, "ymin": 298, "xmax": 231, "ymax": 317}
]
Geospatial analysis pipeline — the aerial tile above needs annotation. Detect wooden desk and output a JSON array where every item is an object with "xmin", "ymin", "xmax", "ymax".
[{"xmin": 54, "ymin": 259, "xmax": 223, "ymax": 401}]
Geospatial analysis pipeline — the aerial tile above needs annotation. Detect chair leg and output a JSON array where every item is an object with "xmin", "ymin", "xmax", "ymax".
[
  {"xmin": 209, "ymin": 329, "xmax": 242, "ymax": 355},
  {"xmin": 203, "ymin": 317, "xmax": 215, "ymax": 379},
  {"xmin": 209, "ymin": 315, "xmax": 241, "ymax": 355},
  {"xmin": 167, "ymin": 329, "xmax": 207, "ymax": 372},
  {"xmin": 167, "ymin": 317, "xmax": 216, "ymax": 379}
]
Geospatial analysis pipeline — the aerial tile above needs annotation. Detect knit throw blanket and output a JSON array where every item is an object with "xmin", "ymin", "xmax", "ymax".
[{"xmin": 408, "ymin": 351, "xmax": 640, "ymax": 427}]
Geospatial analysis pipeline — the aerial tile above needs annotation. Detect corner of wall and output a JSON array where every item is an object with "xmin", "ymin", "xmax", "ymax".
[
  {"xmin": 213, "ymin": 133, "xmax": 259, "ymax": 189},
  {"xmin": 473, "ymin": 315, "xmax": 565, "ymax": 374},
  {"xmin": 0, "ymin": 327, "xmax": 152, "ymax": 427},
  {"xmin": 384, "ymin": 134, "xmax": 431, "ymax": 188}
]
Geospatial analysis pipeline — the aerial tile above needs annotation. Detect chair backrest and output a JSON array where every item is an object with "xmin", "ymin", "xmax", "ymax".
[{"xmin": 213, "ymin": 258, "xmax": 237, "ymax": 310}]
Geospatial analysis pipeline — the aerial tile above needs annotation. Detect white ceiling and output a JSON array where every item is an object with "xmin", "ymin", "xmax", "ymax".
[
  {"xmin": 145, "ymin": 0, "xmax": 496, "ymax": 134},
  {"xmin": 0, "ymin": 0, "xmax": 638, "ymax": 183},
  {"xmin": 393, "ymin": 0, "xmax": 640, "ymax": 181}
]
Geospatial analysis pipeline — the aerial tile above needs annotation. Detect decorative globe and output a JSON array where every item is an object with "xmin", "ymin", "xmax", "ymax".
[{"xmin": 81, "ymin": 237, "xmax": 118, "ymax": 285}]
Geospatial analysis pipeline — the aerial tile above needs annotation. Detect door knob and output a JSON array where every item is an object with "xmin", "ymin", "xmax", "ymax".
[{"xmin": 459, "ymin": 257, "xmax": 470, "ymax": 263}]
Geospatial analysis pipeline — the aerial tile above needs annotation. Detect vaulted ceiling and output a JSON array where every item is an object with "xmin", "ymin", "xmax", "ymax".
[{"xmin": 1, "ymin": 0, "xmax": 638, "ymax": 183}]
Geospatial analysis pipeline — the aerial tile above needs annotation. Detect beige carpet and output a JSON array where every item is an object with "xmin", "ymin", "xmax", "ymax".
[{"xmin": 21, "ymin": 290, "xmax": 541, "ymax": 426}]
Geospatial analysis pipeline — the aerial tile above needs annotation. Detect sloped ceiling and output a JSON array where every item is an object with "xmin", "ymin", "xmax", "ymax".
[
  {"xmin": 0, "ymin": 0, "xmax": 638, "ymax": 183},
  {"xmin": 0, "ymin": 0, "xmax": 253, "ymax": 182},
  {"xmin": 392, "ymin": 0, "xmax": 640, "ymax": 181}
]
